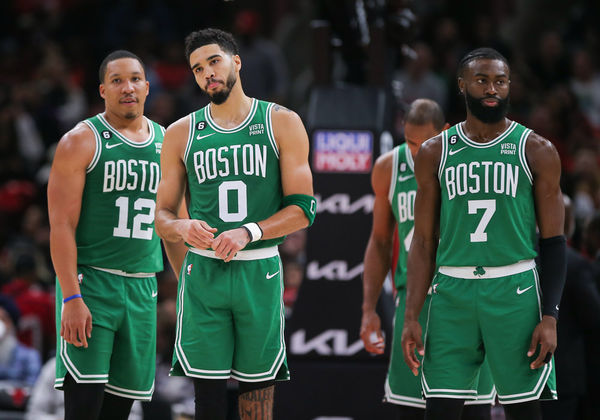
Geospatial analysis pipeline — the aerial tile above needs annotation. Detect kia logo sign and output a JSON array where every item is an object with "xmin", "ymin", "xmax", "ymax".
[
  {"xmin": 290, "ymin": 329, "xmax": 364, "ymax": 356},
  {"xmin": 315, "ymin": 194, "xmax": 374, "ymax": 215},
  {"xmin": 306, "ymin": 261, "xmax": 364, "ymax": 281}
]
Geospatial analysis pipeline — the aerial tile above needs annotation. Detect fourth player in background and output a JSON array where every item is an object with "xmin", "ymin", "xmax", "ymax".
[{"xmin": 361, "ymin": 98, "xmax": 494, "ymax": 420}]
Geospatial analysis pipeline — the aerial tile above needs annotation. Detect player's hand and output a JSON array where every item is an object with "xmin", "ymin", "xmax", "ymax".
[
  {"xmin": 212, "ymin": 227, "xmax": 251, "ymax": 262},
  {"xmin": 401, "ymin": 319, "xmax": 424, "ymax": 376},
  {"xmin": 527, "ymin": 315, "xmax": 557, "ymax": 369},
  {"xmin": 360, "ymin": 310, "xmax": 385, "ymax": 354},
  {"xmin": 179, "ymin": 219, "xmax": 217, "ymax": 249},
  {"xmin": 60, "ymin": 298, "xmax": 92, "ymax": 348}
]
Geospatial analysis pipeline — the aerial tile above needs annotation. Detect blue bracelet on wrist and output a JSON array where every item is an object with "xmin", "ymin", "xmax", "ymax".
[{"xmin": 63, "ymin": 293, "xmax": 82, "ymax": 304}]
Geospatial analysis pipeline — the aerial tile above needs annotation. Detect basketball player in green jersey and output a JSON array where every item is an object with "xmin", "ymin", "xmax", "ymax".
[
  {"xmin": 361, "ymin": 99, "xmax": 494, "ymax": 420},
  {"xmin": 48, "ymin": 50, "xmax": 185, "ymax": 420},
  {"xmin": 155, "ymin": 28, "xmax": 315, "ymax": 420},
  {"xmin": 401, "ymin": 48, "xmax": 566, "ymax": 420}
]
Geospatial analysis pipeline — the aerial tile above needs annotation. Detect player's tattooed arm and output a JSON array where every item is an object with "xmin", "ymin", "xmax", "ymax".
[
  {"xmin": 238, "ymin": 386, "xmax": 274, "ymax": 420},
  {"xmin": 272, "ymin": 104, "xmax": 292, "ymax": 113}
]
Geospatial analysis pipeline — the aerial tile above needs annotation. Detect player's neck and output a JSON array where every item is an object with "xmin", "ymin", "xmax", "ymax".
[
  {"xmin": 209, "ymin": 87, "xmax": 253, "ymax": 129},
  {"xmin": 462, "ymin": 115, "xmax": 511, "ymax": 143},
  {"xmin": 102, "ymin": 110, "xmax": 148, "ymax": 141}
]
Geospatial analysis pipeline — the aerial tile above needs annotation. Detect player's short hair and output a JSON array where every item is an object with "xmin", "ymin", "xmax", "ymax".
[
  {"xmin": 405, "ymin": 99, "xmax": 446, "ymax": 132},
  {"xmin": 98, "ymin": 50, "xmax": 145, "ymax": 83},
  {"xmin": 185, "ymin": 28, "xmax": 239, "ymax": 62},
  {"xmin": 457, "ymin": 47, "xmax": 509, "ymax": 78}
]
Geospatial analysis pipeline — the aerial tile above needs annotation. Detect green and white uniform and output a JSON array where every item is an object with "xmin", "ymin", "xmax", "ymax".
[
  {"xmin": 384, "ymin": 144, "xmax": 495, "ymax": 407},
  {"xmin": 422, "ymin": 121, "xmax": 557, "ymax": 404},
  {"xmin": 55, "ymin": 113, "xmax": 164, "ymax": 400},
  {"xmin": 171, "ymin": 98, "xmax": 289, "ymax": 382}
]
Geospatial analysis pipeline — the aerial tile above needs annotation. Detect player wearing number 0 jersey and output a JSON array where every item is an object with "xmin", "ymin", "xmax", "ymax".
[
  {"xmin": 401, "ymin": 48, "xmax": 565, "ymax": 420},
  {"xmin": 361, "ymin": 99, "xmax": 493, "ymax": 420},
  {"xmin": 49, "ymin": 51, "xmax": 184, "ymax": 420},
  {"xmin": 155, "ymin": 28, "xmax": 315, "ymax": 420},
  {"xmin": 183, "ymin": 99, "xmax": 284, "ymax": 251}
]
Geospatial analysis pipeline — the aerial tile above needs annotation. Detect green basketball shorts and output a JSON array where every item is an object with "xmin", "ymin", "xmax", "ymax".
[
  {"xmin": 385, "ymin": 289, "xmax": 495, "ymax": 408},
  {"xmin": 171, "ymin": 246, "xmax": 289, "ymax": 382},
  {"xmin": 55, "ymin": 265, "xmax": 157, "ymax": 400},
  {"xmin": 422, "ymin": 260, "xmax": 557, "ymax": 404}
]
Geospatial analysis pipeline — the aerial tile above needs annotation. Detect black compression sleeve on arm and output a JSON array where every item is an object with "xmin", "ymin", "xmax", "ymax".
[{"xmin": 538, "ymin": 235, "xmax": 567, "ymax": 319}]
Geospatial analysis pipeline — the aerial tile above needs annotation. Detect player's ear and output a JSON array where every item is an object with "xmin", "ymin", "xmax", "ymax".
[
  {"xmin": 457, "ymin": 77, "xmax": 465, "ymax": 95},
  {"xmin": 99, "ymin": 84, "xmax": 106, "ymax": 99},
  {"xmin": 233, "ymin": 54, "xmax": 241, "ymax": 72}
]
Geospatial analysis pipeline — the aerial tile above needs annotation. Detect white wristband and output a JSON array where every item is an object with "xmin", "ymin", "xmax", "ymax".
[{"xmin": 242, "ymin": 222, "xmax": 263, "ymax": 242}]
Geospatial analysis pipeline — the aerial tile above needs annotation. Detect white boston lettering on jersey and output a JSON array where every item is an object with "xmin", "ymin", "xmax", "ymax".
[
  {"xmin": 397, "ymin": 191, "xmax": 416, "ymax": 223},
  {"xmin": 193, "ymin": 144, "xmax": 268, "ymax": 185},
  {"xmin": 103, "ymin": 159, "xmax": 160, "ymax": 193},
  {"xmin": 445, "ymin": 162, "xmax": 519, "ymax": 200}
]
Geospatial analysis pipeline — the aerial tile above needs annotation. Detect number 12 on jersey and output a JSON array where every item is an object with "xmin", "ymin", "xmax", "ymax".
[{"xmin": 113, "ymin": 196, "xmax": 156, "ymax": 240}]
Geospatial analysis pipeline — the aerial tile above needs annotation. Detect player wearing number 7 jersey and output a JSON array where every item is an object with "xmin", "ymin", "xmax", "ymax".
[
  {"xmin": 155, "ymin": 28, "xmax": 315, "ymax": 420},
  {"xmin": 401, "ymin": 48, "xmax": 566, "ymax": 420},
  {"xmin": 48, "ymin": 50, "xmax": 185, "ymax": 420},
  {"xmin": 360, "ymin": 99, "xmax": 494, "ymax": 419}
]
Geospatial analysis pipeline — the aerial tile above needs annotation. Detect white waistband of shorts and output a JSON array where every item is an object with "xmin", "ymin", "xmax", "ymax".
[
  {"xmin": 189, "ymin": 246, "xmax": 279, "ymax": 261},
  {"xmin": 89, "ymin": 266, "xmax": 155, "ymax": 278},
  {"xmin": 438, "ymin": 259, "xmax": 536, "ymax": 279}
]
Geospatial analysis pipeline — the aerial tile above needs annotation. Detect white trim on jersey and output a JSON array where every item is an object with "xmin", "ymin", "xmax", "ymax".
[
  {"xmin": 96, "ymin": 113, "xmax": 155, "ymax": 148},
  {"xmin": 405, "ymin": 141, "xmax": 415, "ymax": 172},
  {"xmin": 519, "ymin": 129, "xmax": 534, "ymax": 184},
  {"xmin": 265, "ymin": 102, "xmax": 280, "ymax": 159},
  {"xmin": 438, "ymin": 259, "xmax": 535, "ymax": 279},
  {"xmin": 456, "ymin": 120, "xmax": 517, "ymax": 148},
  {"xmin": 388, "ymin": 146, "xmax": 399, "ymax": 204},
  {"xmin": 82, "ymin": 120, "xmax": 103, "ymax": 173},
  {"xmin": 183, "ymin": 112, "xmax": 196, "ymax": 166},
  {"xmin": 89, "ymin": 266, "xmax": 155, "ymax": 278},
  {"xmin": 205, "ymin": 98, "xmax": 258, "ymax": 133},
  {"xmin": 438, "ymin": 129, "xmax": 448, "ymax": 181},
  {"xmin": 189, "ymin": 246, "xmax": 279, "ymax": 261}
]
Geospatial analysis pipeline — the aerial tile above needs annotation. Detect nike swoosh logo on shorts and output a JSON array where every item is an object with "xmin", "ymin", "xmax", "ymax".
[
  {"xmin": 266, "ymin": 271, "xmax": 280, "ymax": 279},
  {"xmin": 449, "ymin": 146, "xmax": 467, "ymax": 156},
  {"xmin": 151, "ymin": 291, "xmax": 158, "ymax": 298},
  {"xmin": 196, "ymin": 133, "xmax": 215, "ymax": 140},
  {"xmin": 106, "ymin": 142, "xmax": 122, "ymax": 149},
  {"xmin": 516, "ymin": 285, "xmax": 533, "ymax": 295},
  {"xmin": 398, "ymin": 174, "xmax": 414, "ymax": 182}
]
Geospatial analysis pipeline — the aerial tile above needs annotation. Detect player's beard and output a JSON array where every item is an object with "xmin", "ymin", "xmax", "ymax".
[
  {"xmin": 465, "ymin": 91, "xmax": 509, "ymax": 123},
  {"xmin": 207, "ymin": 67, "xmax": 237, "ymax": 105}
]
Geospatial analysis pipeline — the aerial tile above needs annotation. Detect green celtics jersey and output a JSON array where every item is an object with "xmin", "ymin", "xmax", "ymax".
[
  {"xmin": 184, "ymin": 99, "xmax": 284, "ymax": 250},
  {"xmin": 436, "ymin": 121, "xmax": 537, "ymax": 267},
  {"xmin": 389, "ymin": 143, "xmax": 417, "ymax": 289},
  {"xmin": 75, "ymin": 114, "xmax": 164, "ymax": 273}
]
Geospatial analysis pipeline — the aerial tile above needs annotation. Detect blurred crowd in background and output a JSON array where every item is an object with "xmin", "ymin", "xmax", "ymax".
[{"xmin": 0, "ymin": 0, "xmax": 599, "ymax": 418}]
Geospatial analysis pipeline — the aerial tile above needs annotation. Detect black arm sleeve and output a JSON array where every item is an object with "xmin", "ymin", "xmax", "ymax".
[{"xmin": 538, "ymin": 235, "xmax": 567, "ymax": 319}]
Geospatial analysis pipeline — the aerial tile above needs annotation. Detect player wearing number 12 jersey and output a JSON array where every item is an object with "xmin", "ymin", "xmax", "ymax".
[
  {"xmin": 155, "ymin": 28, "xmax": 315, "ymax": 420},
  {"xmin": 401, "ymin": 48, "xmax": 566, "ymax": 420},
  {"xmin": 48, "ymin": 50, "xmax": 183, "ymax": 420}
]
